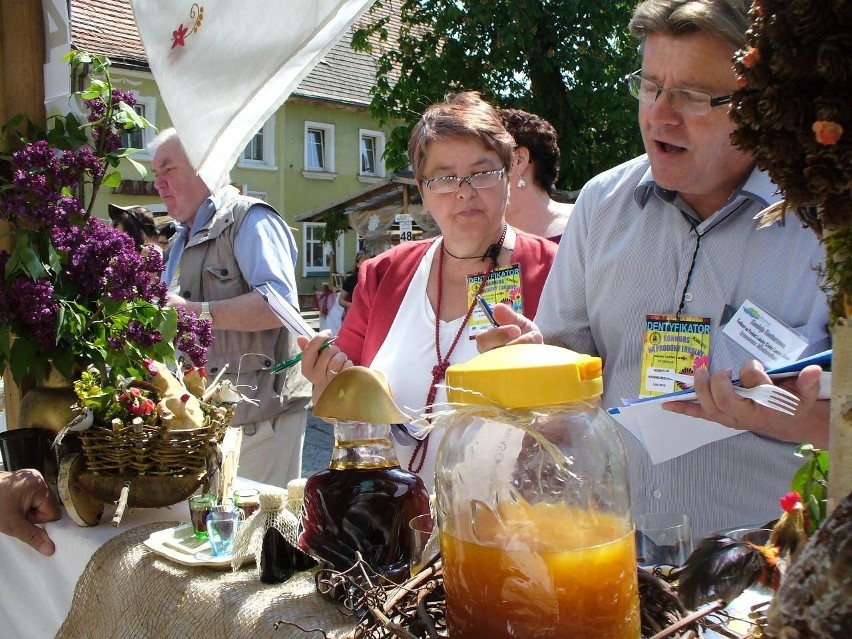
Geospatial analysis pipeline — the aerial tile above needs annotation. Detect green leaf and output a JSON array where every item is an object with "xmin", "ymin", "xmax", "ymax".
[
  {"xmin": 9, "ymin": 338, "xmax": 38, "ymax": 385},
  {"xmin": 101, "ymin": 170, "xmax": 123, "ymax": 188},
  {"xmin": 126, "ymin": 156, "xmax": 148, "ymax": 179}
]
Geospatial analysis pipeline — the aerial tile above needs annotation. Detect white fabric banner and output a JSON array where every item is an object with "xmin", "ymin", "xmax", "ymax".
[{"xmin": 130, "ymin": 0, "xmax": 375, "ymax": 189}]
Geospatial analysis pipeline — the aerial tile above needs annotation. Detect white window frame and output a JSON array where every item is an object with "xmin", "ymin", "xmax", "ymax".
[
  {"xmin": 238, "ymin": 115, "xmax": 277, "ymax": 170},
  {"xmin": 358, "ymin": 129, "xmax": 386, "ymax": 180},
  {"xmin": 303, "ymin": 121, "xmax": 336, "ymax": 179},
  {"xmin": 302, "ymin": 222, "xmax": 344, "ymax": 276},
  {"xmin": 121, "ymin": 93, "xmax": 157, "ymax": 158}
]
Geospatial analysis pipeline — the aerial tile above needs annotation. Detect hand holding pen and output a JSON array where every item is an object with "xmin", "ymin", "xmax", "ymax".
[
  {"xmin": 475, "ymin": 295, "xmax": 500, "ymax": 327},
  {"xmin": 294, "ymin": 332, "xmax": 353, "ymax": 403},
  {"xmin": 272, "ymin": 336, "xmax": 337, "ymax": 373}
]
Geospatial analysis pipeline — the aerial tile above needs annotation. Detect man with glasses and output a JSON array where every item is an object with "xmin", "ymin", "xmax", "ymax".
[{"xmin": 479, "ymin": 0, "xmax": 829, "ymax": 539}]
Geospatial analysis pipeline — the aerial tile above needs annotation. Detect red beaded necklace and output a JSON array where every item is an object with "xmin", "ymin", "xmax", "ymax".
[{"xmin": 408, "ymin": 225, "xmax": 506, "ymax": 474}]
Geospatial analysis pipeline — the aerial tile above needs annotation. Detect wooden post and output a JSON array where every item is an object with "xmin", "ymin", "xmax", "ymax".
[{"xmin": 0, "ymin": 1, "xmax": 46, "ymax": 429}]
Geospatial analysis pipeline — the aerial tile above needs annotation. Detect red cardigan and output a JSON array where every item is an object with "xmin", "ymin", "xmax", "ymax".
[{"xmin": 336, "ymin": 232, "xmax": 557, "ymax": 366}]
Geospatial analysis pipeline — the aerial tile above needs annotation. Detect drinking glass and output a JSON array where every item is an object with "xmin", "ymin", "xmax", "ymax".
[
  {"xmin": 409, "ymin": 513, "xmax": 438, "ymax": 576},
  {"xmin": 206, "ymin": 505, "xmax": 245, "ymax": 557},
  {"xmin": 188, "ymin": 493, "xmax": 217, "ymax": 540},
  {"xmin": 233, "ymin": 488, "xmax": 261, "ymax": 518},
  {"xmin": 635, "ymin": 513, "xmax": 693, "ymax": 568}
]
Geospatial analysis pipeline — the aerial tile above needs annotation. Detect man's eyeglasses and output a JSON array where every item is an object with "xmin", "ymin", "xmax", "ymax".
[
  {"xmin": 625, "ymin": 71, "xmax": 732, "ymax": 117},
  {"xmin": 424, "ymin": 168, "xmax": 506, "ymax": 194}
]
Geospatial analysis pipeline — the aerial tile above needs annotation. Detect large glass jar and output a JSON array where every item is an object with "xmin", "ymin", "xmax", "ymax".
[{"xmin": 436, "ymin": 344, "xmax": 640, "ymax": 639}]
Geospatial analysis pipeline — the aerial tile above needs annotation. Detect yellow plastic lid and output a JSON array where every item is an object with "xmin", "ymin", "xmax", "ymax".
[{"xmin": 446, "ymin": 344, "xmax": 603, "ymax": 408}]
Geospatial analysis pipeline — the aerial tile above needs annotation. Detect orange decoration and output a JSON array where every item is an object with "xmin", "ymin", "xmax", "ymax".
[
  {"xmin": 812, "ymin": 120, "xmax": 843, "ymax": 145},
  {"xmin": 742, "ymin": 46, "xmax": 761, "ymax": 68}
]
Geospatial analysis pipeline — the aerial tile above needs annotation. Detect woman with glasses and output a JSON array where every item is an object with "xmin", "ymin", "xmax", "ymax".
[{"xmin": 298, "ymin": 92, "xmax": 557, "ymax": 490}]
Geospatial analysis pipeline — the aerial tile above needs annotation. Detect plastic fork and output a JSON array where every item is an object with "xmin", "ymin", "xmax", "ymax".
[
  {"xmin": 732, "ymin": 384, "xmax": 799, "ymax": 415},
  {"xmin": 661, "ymin": 373, "xmax": 799, "ymax": 416}
]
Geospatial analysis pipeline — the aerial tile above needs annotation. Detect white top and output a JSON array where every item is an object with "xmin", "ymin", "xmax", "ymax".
[
  {"xmin": 536, "ymin": 157, "xmax": 830, "ymax": 539},
  {"xmin": 371, "ymin": 241, "xmax": 480, "ymax": 492}
]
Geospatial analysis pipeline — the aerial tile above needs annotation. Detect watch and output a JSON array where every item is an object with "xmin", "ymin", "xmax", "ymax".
[{"xmin": 199, "ymin": 301, "xmax": 212, "ymax": 322}]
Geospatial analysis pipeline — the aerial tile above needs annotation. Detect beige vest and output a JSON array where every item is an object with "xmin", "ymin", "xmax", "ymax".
[{"xmin": 177, "ymin": 188, "xmax": 310, "ymax": 424}]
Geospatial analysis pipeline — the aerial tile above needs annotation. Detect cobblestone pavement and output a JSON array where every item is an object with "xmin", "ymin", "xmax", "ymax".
[{"xmin": 302, "ymin": 410, "xmax": 333, "ymax": 477}]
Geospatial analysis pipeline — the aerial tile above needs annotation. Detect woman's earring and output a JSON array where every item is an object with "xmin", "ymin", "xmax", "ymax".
[{"xmin": 517, "ymin": 178, "xmax": 526, "ymax": 188}]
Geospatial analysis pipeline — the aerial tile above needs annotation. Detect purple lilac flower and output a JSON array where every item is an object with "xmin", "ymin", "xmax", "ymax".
[
  {"xmin": 5, "ymin": 277, "xmax": 58, "ymax": 349},
  {"xmin": 126, "ymin": 319, "xmax": 162, "ymax": 348},
  {"xmin": 85, "ymin": 88, "xmax": 137, "ymax": 154},
  {"xmin": 176, "ymin": 308, "xmax": 214, "ymax": 367}
]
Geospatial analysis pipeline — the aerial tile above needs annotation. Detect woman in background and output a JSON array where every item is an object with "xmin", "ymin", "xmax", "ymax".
[
  {"xmin": 500, "ymin": 109, "xmax": 573, "ymax": 242},
  {"xmin": 338, "ymin": 251, "xmax": 369, "ymax": 314},
  {"xmin": 107, "ymin": 203, "xmax": 159, "ymax": 251}
]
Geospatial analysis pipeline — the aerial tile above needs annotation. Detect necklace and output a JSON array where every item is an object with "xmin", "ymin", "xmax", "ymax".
[
  {"xmin": 443, "ymin": 240, "xmax": 503, "ymax": 262},
  {"xmin": 408, "ymin": 225, "xmax": 506, "ymax": 474}
]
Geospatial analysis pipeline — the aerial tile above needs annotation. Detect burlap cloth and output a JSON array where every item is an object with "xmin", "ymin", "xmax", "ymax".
[{"xmin": 56, "ymin": 521, "xmax": 355, "ymax": 639}]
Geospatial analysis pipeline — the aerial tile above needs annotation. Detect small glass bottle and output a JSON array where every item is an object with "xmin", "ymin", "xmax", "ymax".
[{"xmin": 298, "ymin": 420, "xmax": 430, "ymax": 582}]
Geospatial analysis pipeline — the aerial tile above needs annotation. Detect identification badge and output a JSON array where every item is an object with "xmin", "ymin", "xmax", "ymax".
[
  {"xmin": 721, "ymin": 299, "xmax": 808, "ymax": 365},
  {"xmin": 641, "ymin": 314, "xmax": 711, "ymax": 396},
  {"xmin": 467, "ymin": 264, "xmax": 523, "ymax": 337},
  {"xmin": 169, "ymin": 266, "xmax": 181, "ymax": 294}
]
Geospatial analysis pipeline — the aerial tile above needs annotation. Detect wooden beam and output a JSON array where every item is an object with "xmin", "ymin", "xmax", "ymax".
[{"xmin": 0, "ymin": 0, "xmax": 46, "ymax": 429}]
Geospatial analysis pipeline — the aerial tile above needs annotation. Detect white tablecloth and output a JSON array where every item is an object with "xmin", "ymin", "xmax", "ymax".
[{"xmin": 0, "ymin": 478, "xmax": 266, "ymax": 639}]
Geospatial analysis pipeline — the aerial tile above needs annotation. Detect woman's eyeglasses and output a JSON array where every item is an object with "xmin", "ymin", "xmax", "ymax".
[{"xmin": 424, "ymin": 168, "xmax": 506, "ymax": 194}]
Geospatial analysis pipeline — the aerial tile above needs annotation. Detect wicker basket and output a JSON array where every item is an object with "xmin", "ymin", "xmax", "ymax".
[{"xmin": 79, "ymin": 402, "xmax": 235, "ymax": 477}]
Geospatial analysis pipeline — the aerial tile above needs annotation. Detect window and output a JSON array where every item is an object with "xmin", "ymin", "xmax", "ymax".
[
  {"xmin": 239, "ymin": 115, "xmax": 276, "ymax": 169},
  {"xmin": 119, "ymin": 94, "xmax": 156, "ymax": 157},
  {"xmin": 244, "ymin": 131, "xmax": 263, "ymax": 161},
  {"xmin": 359, "ymin": 129, "xmax": 385, "ymax": 178},
  {"xmin": 302, "ymin": 222, "xmax": 344, "ymax": 276},
  {"xmin": 303, "ymin": 121, "xmax": 335, "ymax": 177}
]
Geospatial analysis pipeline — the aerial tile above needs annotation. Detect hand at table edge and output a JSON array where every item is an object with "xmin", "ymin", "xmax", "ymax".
[{"xmin": 0, "ymin": 468, "xmax": 61, "ymax": 556}]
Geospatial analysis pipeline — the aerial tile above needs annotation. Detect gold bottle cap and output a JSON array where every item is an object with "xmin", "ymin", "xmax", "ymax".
[{"xmin": 313, "ymin": 366, "xmax": 407, "ymax": 424}]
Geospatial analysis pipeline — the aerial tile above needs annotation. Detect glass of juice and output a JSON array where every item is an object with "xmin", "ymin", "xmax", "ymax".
[
  {"xmin": 233, "ymin": 488, "xmax": 261, "ymax": 518},
  {"xmin": 188, "ymin": 493, "xmax": 217, "ymax": 540}
]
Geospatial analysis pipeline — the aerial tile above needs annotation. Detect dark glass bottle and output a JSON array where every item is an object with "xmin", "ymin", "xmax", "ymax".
[
  {"xmin": 298, "ymin": 421, "xmax": 430, "ymax": 582},
  {"xmin": 259, "ymin": 526, "xmax": 293, "ymax": 584}
]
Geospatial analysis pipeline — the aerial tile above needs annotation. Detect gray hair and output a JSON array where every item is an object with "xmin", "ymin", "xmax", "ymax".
[
  {"xmin": 149, "ymin": 127, "xmax": 231, "ymax": 192},
  {"xmin": 629, "ymin": 0, "xmax": 750, "ymax": 51}
]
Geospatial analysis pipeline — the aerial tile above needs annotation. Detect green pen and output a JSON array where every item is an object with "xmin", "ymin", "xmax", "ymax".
[{"xmin": 271, "ymin": 336, "xmax": 337, "ymax": 374}]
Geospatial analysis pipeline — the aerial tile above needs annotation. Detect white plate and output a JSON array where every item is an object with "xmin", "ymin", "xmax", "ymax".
[{"xmin": 143, "ymin": 523, "xmax": 253, "ymax": 569}]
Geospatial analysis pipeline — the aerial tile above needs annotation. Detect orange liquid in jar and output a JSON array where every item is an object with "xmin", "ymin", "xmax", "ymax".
[{"xmin": 440, "ymin": 502, "xmax": 640, "ymax": 639}]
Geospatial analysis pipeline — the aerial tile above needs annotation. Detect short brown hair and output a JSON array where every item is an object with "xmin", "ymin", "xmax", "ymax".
[
  {"xmin": 499, "ymin": 109, "xmax": 561, "ymax": 195},
  {"xmin": 629, "ymin": 0, "xmax": 750, "ymax": 51},
  {"xmin": 407, "ymin": 92, "xmax": 515, "ymax": 183}
]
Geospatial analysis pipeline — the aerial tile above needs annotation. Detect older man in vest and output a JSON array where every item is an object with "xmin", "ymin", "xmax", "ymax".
[{"xmin": 153, "ymin": 128, "xmax": 310, "ymax": 488}]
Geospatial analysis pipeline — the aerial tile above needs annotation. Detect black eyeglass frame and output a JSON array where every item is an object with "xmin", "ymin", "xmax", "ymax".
[{"xmin": 625, "ymin": 70, "xmax": 733, "ymax": 114}]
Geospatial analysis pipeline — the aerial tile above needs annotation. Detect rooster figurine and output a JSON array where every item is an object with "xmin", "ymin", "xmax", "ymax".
[{"xmin": 678, "ymin": 491, "xmax": 809, "ymax": 609}]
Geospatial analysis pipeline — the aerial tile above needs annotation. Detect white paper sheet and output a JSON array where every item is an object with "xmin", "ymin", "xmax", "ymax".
[{"xmin": 609, "ymin": 350, "xmax": 832, "ymax": 464}]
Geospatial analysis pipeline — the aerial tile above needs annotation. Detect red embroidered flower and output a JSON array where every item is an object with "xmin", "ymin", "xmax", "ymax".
[{"xmin": 172, "ymin": 24, "xmax": 189, "ymax": 49}]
